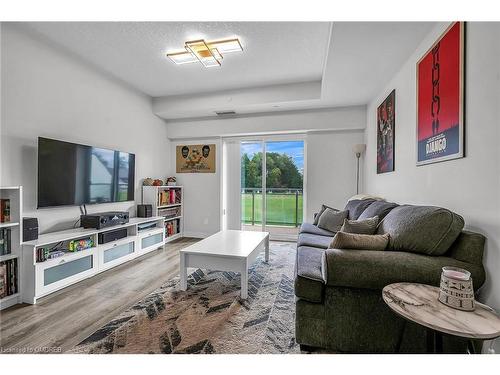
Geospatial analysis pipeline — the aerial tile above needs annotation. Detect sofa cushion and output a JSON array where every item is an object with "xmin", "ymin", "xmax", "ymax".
[
  {"xmin": 294, "ymin": 246, "xmax": 326, "ymax": 303},
  {"xmin": 377, "ymin": 205, "xmax": 465, "ymax": 256},
  {"xmin": 313, "ymin": 204, "xmax": 338, "ymax": 225},
  {"xmin": 298, "ymin": 233, "xmax": 333, "ymax": 249},
  {"xmin": 329, "ymin": 232, "xmax": 390, "ymax": 251},
  {"xmin": 322, "ymin": 248, "xmax": 486, "ymax": 290},
  {"xmin": 299, "ymin": 222, "xmax": 336, "ymax": 237},
  {"xmin": 339, "ymin": 216, "xmax": 379, "ymax": 235},
  {"xmin": 446, "ymin": 230, "xmax": 486, "ymax": 266},
  {"xmin": 344, "ymin": 199, "xmax": 376, "ymax": 220},
  {"xmin": 358, "ymin": 200, "xmax": 399, "ymax": 221},
  {"xmin": 318, "ymin": 209, "xmax": 348, "ymax": 233}
]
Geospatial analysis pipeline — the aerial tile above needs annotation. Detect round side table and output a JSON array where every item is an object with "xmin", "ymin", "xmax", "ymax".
[{"xmin": 382, "ymin": 282, "xmax": 500, "ymax": 354}]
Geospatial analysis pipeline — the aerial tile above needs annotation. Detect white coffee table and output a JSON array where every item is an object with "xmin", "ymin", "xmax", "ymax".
[{"xmin": 179, "ymin": 230, "xmax": 270, "ymax": 299}]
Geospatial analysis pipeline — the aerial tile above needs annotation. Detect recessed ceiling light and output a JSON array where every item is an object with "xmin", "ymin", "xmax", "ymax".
[{"xmin": 167, "ymin": 38, "xmax": 243, "ymax": 68}]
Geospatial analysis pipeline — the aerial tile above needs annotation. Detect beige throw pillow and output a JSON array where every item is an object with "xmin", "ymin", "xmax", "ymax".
[
  {"xmin": 329, "ymin": 232, "xmax": 390, "ymax": 251},
  {"xmin": 339, "ymin": 216, "xmax": 379, "ymax": 235}
]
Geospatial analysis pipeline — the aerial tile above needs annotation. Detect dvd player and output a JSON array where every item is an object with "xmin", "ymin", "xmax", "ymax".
[{"xmin": 80, "ymin": 211, "xmax": 129, "ymax": 229}]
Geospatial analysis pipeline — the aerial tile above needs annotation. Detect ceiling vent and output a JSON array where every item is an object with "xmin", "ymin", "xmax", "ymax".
[{"xmin": 215, "ymin": 110, "xmax": 237, "ymax": 117}]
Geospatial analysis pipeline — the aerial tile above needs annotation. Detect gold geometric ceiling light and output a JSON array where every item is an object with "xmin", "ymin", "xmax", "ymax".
[{"xmin": 167, "ymin": 38, "xmax": 243, "ymax": 68}]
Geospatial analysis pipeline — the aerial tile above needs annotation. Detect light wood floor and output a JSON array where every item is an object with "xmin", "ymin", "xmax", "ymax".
[{"xmin": 0, "ymin": 237, "xmax": 199, "ymax": 353}]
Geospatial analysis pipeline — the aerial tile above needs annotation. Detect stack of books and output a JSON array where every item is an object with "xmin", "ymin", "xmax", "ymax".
[
  {"xmin": 158, "ymin": 206, "xmax": 181, "ymax": 219},
  {"xmin": 0, "ymin": 228, "xmax": 12, "ymax": 256},
  {"xmin": 165, "ymin": 219, "xmax": 179, "ymax": 237},
  {"xmin": 0, "ymin": 258, "xmax": 18, "ymax": 298},
  {"xmin": 158, "ymin": 189, "xmax": 182, "ymax": 206}
]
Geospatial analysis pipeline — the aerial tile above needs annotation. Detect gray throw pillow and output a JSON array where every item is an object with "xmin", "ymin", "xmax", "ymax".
[
  {"xmin": 339, "ymin": 216, "xmax": 379, "ymax": 235},
  {"xmin": 313, "ymin": 204, "xmax": 339, "ymax": 225},
  {"xmin": 329, "ymin": 232, "xmax": 390, "ymax": 251},
  {"xmin": 344, "ymin": 199, "xmax": 377, "ymax": 220},
  {"xmin": 358, "ymin": 201, "xmax": 398, "ymax": 221},
  {"xmin": 317, "ymin": 208, "xmax": 348, "ymax": 233}
]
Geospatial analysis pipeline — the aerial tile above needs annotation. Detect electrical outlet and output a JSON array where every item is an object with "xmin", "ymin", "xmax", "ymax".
[{"xmin": 203, "ymin": 218, "xmax": 209, "ymax": 225}]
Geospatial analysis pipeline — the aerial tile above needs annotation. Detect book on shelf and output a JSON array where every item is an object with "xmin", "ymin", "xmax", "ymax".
[
  {"xmin": 0, "ymin": 258, "xmax": 17, "ymax": 298},
  {"xmin": 0, "ymin": 228, "xmax": 12, "ymax": 256},
  {"xmin": 158, "ymin": 189, "xmax": 182, "ymax": 206},
  {"xmin": 159, "ymin": 190, "xmax": 168, "ymax": 206},
  {"xmin": 165, "ymin": 219, "xmax": 180, "ymax": 237},
  {"xmin": 0, "ymin": 199, "xmax": 10, "ymax": 223},
  {"xmin": 0, "ymin": 263, "xmax": 5, "ymax": 298}
]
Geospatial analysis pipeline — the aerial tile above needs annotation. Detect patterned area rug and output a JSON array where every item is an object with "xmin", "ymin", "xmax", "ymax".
[{"xmin": 69, "ymin": 242, "xmax": 300, "ymax": 354}]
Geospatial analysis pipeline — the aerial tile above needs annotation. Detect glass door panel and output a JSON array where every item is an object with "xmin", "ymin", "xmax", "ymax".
[
  {"xmin": 240, "ymin": 142, "xmax": 264, "ymax": 232},
  {"xmin": 265, "ymin": 141, "xmax": 304, "ymax": 239}
]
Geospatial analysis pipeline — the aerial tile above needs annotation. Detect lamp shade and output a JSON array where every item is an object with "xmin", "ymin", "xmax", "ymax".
[{"xmin": 353, "ymin": 144, "xmax": 366, "ymax": 155}]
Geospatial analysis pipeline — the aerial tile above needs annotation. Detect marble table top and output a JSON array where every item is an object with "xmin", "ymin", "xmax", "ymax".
[{"xmin": 382, "ymin": 283, "xmax": 500, "ymax": 340}]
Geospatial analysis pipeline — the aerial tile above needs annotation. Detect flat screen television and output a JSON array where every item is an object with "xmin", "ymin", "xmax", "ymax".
[{"xmin": 37, "ymin": 137, "xmax": 135, "ymax": 208}]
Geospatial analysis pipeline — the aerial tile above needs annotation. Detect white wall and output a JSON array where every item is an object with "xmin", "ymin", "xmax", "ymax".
[
  {"xmin": 0, "ymin": 24, "xmax": 170, "ymax": 233},
  {"xmin": 364, "ymin": 22, "xmax": 500, "ymax": 341},
  {"xmin": 167, "ymin": 107, "xmax": 366, "ymax": 236},
  {"xmin": 169, "ymin": 139, "xmax": 222, "ymax": 238},
  {"xmin": 307, "ymin": 130, "xmax": 365, "ymax": 221}
]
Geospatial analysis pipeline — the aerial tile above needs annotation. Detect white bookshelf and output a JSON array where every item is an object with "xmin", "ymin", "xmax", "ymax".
[
  {"xmin": 0, "ymin": 186, "xmax": 23, "ymax": 310},
  {"xmin": 142, "ymin": 185, "xmax": 184, "ymax": 244}
]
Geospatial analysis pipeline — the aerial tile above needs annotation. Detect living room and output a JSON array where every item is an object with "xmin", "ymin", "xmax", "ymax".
[{"xmin": 1, "ymin": 1, "xmax": 499, "ymax": 373}]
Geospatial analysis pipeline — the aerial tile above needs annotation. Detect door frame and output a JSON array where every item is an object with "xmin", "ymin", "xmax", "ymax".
[{"xmin": 225, "ymin": 133, "xmax": 307, "ymax": 241}]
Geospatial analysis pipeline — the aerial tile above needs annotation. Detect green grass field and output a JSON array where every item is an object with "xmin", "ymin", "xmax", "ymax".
[{"xmin": 241, "ymin": 193, "xmax": 303, "ymax": 227}]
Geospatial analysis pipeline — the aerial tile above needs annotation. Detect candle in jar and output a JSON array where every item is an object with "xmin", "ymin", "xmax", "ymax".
[{"xmin": 443, "ymin": 268, "xmax": 470, "ymax": 281}]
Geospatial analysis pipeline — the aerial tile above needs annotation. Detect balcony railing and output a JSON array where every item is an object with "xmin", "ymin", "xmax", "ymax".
[{"xmin": 241, "ymin": 188, "xmax": 303, "ymax": 227}]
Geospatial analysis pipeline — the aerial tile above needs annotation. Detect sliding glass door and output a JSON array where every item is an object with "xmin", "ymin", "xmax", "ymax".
[{"xmin": 240, "ymin": 138, "xmax": 305, "ymax": 240}]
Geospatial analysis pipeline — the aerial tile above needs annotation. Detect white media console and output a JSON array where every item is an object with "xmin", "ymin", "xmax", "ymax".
[{"xmin": 21, "ymin": 216, "xmax": 166, "ymax": 304}]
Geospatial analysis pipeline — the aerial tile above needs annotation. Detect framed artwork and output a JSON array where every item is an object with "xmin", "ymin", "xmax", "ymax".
[
  {"xmin": 416, "ymin": 22, "xmax": 465, "ymax": 166},
  {"xmin": 377, "ymin": 89, "xmax": 395, "ymax": 174},
  {"xmin": 176, "ymin": 144, "xmax": 216, "ymax": 173}
]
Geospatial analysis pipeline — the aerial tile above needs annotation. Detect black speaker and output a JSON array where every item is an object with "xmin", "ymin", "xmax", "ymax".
[
  {"xmin": 23, "ymin": 217, "xmax": 39, "ymax": 242},
  {"xmin": 98, "ymin": 228, "xmax": 128, "ymax": 245},
  {"xmin": 137, "ymin": 204, "xmax": 153, "ymax": 218}
]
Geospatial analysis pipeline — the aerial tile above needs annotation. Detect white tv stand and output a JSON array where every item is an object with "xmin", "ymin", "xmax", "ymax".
[{"xmin": 21, "ymin": 216, "xmax": 166, "ymax": 305}]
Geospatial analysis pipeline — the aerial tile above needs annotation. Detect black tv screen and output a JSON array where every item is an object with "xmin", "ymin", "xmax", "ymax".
[{"xmin": 37, "ymin": 137, "xmax": 135, "ymax": 208}]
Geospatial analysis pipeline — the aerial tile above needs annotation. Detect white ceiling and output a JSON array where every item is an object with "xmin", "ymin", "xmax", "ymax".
[
  {"xmin": 322, "ymin": 22, "xmax": 435, "ymax": 106},
  {"xmin": 17, "ymin": 21, "xmax": 435, "ymax": 120},
  {"xmin": 20, "ymin": 22, "xmax": 331, "ymax": 97}
]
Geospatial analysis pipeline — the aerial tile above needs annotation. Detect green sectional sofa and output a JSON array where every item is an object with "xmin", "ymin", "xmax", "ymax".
[{"xmin": 294, "ymin": 199, "xmax": 486, "ymax": 353}]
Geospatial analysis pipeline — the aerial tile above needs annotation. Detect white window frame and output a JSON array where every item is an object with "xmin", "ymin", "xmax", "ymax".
[{"xmin": 222, "ymin": 133, "xmax": 307, "ymax": 241}]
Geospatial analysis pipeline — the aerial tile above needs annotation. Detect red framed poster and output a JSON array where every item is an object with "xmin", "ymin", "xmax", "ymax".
[{"xmin": 416, "ymin": 22, "xmax": 465, "ymax": 165}]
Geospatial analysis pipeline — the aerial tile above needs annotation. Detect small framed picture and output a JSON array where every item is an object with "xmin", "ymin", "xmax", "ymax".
[{"xmin": 377, "ymin": 89, "xmax": 395, "ymax": 174}]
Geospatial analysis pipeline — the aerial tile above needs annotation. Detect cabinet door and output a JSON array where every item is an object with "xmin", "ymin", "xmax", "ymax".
[
  {"xmin": 139, "ymin": 229, "xmax": 164, "ymax": 253},
  {"xmin": 100, "ymin": 240, "xmax": 136, "ymax": 271},
  {"xmin": 36, "ymin": 250, "xmax": 97, "ymax": 297}
]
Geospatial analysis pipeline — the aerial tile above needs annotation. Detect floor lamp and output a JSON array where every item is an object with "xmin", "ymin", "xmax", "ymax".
[{"xmin": 353, "ymin": 144, "xmax": 366, "ymax": 194}]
